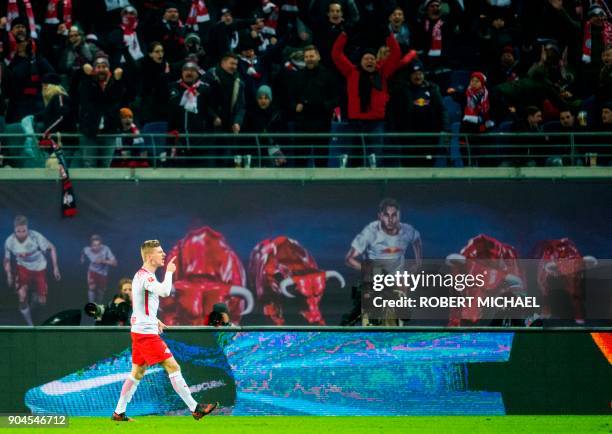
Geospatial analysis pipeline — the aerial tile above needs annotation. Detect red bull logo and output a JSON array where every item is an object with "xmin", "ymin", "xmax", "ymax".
[
  {"xmin": 248, "ymin": 236, "xmax": 345, "ymax": 325},
  {"xmin": 159, "ymin": 227, "xmax": 254, "ymax": 325}
]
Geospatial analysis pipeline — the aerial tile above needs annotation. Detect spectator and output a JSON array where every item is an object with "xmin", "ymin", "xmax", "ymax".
[
  {"xmin": 205, "ymin": 52, "xmax": 246, "ymax": 165},
  {"xmin": 5, "ymin": 17, "xmax": 55, "ymax": 123},
  {"xmin": 167, "ymin": 61, "xmax": 211, "ymax": 166},
  {"xmin": 458, "ymin": 71, "xmax": 494, "ymax": 166},
  {"xmin": 507, "ymin": 105, "xmax": 544, "ymax": 166},
  {"xmin": 543, "ymin": 108, "xmax": 583, "ymax": 166},
  {"xmin": 388, "ymin": 6, "xmax": 411, "ymax": 54},
  {"xmin": 57, "ymin": 24, "xmax": 97, "ymax": 119},
  {"xmin": 207, "ymin": 8, "xmax": 256, "ymax": 62},
  {"xmin": 597, "ymin": 44, "xmax": 612, "ymax": 104},
  {"xmin": 183, "ymin": 32, "xmax": 213, "ymax": 73},
  {"xmin": 78, "ymin": 54, "xmax": 126, "ymax": 168},
  {"xmin": 312, "ymin": 2, "xmax": 346, "ymax": 68},
  {"xmin": 293, "ymin": 44, "xmax": 338, "ymax": 167},
  {"xmin": 236, "ymin": 35, "xmax": 282, "ymax": 109},
  {"xmin": 272, "ymin": 48, "xmax": 305, "ymax": 127},
  {"xmin": 111, "ymin": 107, "xmax": 148, "ymax": 167},
  {"xmin": 39, "ymin": 0, "xmax": 73, "ymax": 62},
  {"xmin": 414, "ymin": 0, "xmax": 461, "ymax": 70},
  {"xmin": 387, "ymin": 59, "xmax": 447, "ymax": 166},
  {"xmin": 148, "ymin": 2, "xmax": 186, "ymax": 64},
  {"xmin": 35, "ymin": 73, "xmax": 75, "ymax": 154},
  {"xmin": 137, "ymin": 41, "xmax": 170, "ymax": 124},
  {"xmin": 309, "ymin": 0, "xmax": 360, "ymax": 28},
  {"xmin": 243, "ymin": 85, "xmax": 286, "ymax": 167},
  {"xmin": 332, "ymin": 31, "xmax": 400, "ymax": 166},
  {"xmin": 488, "ymin": 45, "xmax": 521, "ymax": 87}
]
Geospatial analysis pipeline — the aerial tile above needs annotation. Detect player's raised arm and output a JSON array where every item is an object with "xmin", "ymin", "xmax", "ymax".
[{"xmin": 144, "ymin": 257, "xmax": 175, "ymax": 297}]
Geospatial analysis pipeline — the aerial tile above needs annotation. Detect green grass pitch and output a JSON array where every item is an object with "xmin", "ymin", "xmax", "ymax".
[{"xmin": 2, "ymin": 416, "xmax": 610, "ymax": 434}]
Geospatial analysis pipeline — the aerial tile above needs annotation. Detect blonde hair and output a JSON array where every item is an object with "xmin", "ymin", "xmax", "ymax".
[
  {"xmin": 140, "ymin": 239, "xmax": 161, "ymax": 262},
  {"xmin": 42, "ymin": 84, "xmax": 68, "ymax": 107}
]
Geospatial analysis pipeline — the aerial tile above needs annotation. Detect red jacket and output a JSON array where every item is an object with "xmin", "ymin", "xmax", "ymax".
[{"xmin": 332, "ymin": 32, "xmax": 401, "ymax": 120}]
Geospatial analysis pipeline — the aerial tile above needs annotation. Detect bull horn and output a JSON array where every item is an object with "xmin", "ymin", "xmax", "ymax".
[
  {"xmin": 504, "ymin": 274, "xmax": 523, "ymax": 289},
  {"xmin": 446, "ymin": 253, "xmax": 466, "ymax": 266},
  {"xmin": 544, "ymin": 261, "xmax": 558, "ymax": 274},
  {"xmin": 229, "ymin": 286, "xmax": 254, "ymax": 315},
  {"xmin": 583, "ymin": 256, "xmax": 598, "ymax": 269},
  {"xmin": 279, "ymin": 277, "xmax": 296, "ymax": 298},
  {"xmin": 325, "ymin": 271, "xmax": 346, "ymax": 288}
]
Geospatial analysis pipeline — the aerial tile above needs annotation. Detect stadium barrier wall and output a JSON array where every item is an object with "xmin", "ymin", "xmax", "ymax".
[
  {"xmin": 0, "ymin": 327, "xmax": 610, "ymax": 416},
  {"xmin": 0, "ymin": 171, "xmax": 611, "ymax": 326}
]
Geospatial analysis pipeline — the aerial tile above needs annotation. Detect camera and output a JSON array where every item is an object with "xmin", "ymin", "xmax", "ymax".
[
  {"xmin": 207, "ymin": 303, "xmax": 232, "ymax": 327},
  {"xmin": 84, "ymin": 294, "xmax": 131, "ymax": 325}
]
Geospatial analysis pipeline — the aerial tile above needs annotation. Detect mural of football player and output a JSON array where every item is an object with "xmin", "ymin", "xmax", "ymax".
[
  {"xmin": 3, "ymin": 215, "xmax": 61, "ymax": 325},
  {"xmin": 81, "ymin": 234, "xmax": 118, "ymax": 304},
  {"xmin": 345, "ymin": 198, "xmax": 422, "ymax": 273}
]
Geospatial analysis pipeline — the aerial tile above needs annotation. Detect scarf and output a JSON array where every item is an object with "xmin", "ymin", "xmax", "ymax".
[
  {"xmin": 582, "ymin": 20, "xmax": 612, "ymax": 63},
  {"xmin": 121, "ymin": 15, "xmax": 144, "ymax": 60},
  {"xmin": 424, "ymin": 18, "xmax": 443, "ymax": 57},
  {"xmin": 262, "ymin": 0, "xmax": 280, "ymax": 35},
  {"xmin": 39, "ymin": 131, "xmax": 77, "ymax": 217},
  {"xmin": 358, "ymin": 69, "xmax": 382, "ymax": 113},
  {"xmin": 240, "ymin": 56, "xmax": 262, "ymax": 79},
  {"xmin": 186, "ymin": 0, "xmax": 210, "ymax": 31},
  {"xmin": 7, "ymin": 0, "xmax": 37, "ymax": 39},
  {"xmin": 179, "ymin": 80, "xmax": 201, "ymax": 113},
  {"xmin": 463, "ymin": 86, "xmax": 490, "ymax": 131},
  {"xmin": 45, "ymin": 0, "xmax": 72, "ymax": 29}
]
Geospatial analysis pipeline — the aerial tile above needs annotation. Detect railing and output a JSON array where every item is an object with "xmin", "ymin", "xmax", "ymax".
[{"xmin": 0, "ymin": 131, "xmax": 610, "ymax": 168}]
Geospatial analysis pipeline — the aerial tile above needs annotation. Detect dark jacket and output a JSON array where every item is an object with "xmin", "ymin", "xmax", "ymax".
[
  {"xmin": 167, "ymin": 79, "xmax": 211, "ymax": 134},
  {"xmin": 78, "ymin": 75, "xmax": 126, "ymax": 137},
  {"xmin": 207, "ymin": 19, "xmax": 255, "ymax": 62},
  {"xmin": 205, "ymin": 66, "xmax": 246, "ymax": 130},
  {"xmin": 387, "ymin": 80, "xmax": 448, "ymax": 132},
  {"xmin": 148, "ymin": 20, "xmax": 186, "ymax": 64},
  {"xmin": 138, "ymin": 56, "xmax": 170, "ymax": 124},
  {"xmin": 6, "ymin": 51, "xmax": 55, "ymax": 122},
  {"xmin": 35, "ymin": 93, "xmax": 75, "ymax": 136},
  {"xmin": 294, "ymin": 64, "xmax": 338, "ymax": 130}
]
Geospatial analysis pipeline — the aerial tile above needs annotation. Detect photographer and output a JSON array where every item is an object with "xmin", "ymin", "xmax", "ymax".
[
  {"xmin": 84, "ymin": 278, "xmax": 132, "ymax": 325},
  {"xmin": 206, "ymin": 303, "xmax": 235, "ymax": 327}
]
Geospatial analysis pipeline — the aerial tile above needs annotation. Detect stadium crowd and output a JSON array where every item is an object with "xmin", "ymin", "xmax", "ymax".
[{"xmin": 0, "ymin": 0, "xmax": 610, "ymax": 168}]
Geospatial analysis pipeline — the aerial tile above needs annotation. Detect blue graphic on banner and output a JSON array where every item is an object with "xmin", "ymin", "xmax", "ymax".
[{"xmin": 25, "ymin": 332, "xmax": 513, "ymax": 416}]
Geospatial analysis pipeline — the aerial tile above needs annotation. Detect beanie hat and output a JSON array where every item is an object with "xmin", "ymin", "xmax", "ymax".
[
  {"xmin": 256, "ymin": 85, "xmax": 272, "ymax": 101},
  {"xmin": 119, "ymin": 108, "xmax": 133, "ymax": 119},
  {"xmin": 470, "ymin": 71, "xmax": 487, "ymax": 86}
]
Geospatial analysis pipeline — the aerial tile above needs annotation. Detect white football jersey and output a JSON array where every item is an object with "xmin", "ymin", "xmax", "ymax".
[
  {"xmin": 130, "ymin": 268, "xmax": 173, "ymax": 334},
  {"xmin": 4, "ymin": 230, "xmax": 51, "ymax": 271},
  {"xmin": 351, "ymin": 221, "xmax": 420, "ymax": 260}
]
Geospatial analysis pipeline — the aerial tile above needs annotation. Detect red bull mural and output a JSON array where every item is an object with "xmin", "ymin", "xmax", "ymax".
[
  {"xmin": 446, "ymin": 234, "xmax": 525, "ymax": 325},
  {"xmin": 248, "ymin": 236, "xmax": 345, "ymax": 325},
  {"xmin": 536, "ymin": 238, "xmax": 598, "ymax": 324},
  {"xmin": 159, "ymin": 227, "xmax": 254, "ymax": 325}
]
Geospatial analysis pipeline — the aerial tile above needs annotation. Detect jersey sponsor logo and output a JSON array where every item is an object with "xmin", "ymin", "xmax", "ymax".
[
  {"xmin": 382, "ymin": 247, "xmax": 403, "ymax": 254},
  {"xmin": 147, "ymin": 276, "xmax": 155, "ymax": 282}
]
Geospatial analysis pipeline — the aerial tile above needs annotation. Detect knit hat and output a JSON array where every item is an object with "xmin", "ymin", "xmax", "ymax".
[
  {"xmin": 470, "ymin": 71, "xmax": 487, "ymax": 86},
  {"xmin": 122, "ymin": 6, "xmax": 137, "ymax": 15},
  {"xmin": 220, "ymin": 7, "xmax": 232, "ymax": 16},
  {"xmin": 182, "ymin": 61, "xmax": 199, "ymax": 71},
  {"xmin": 587, "ymin": 5, "xmax": 606, "ymax": 18},
  {"xmin": 119, "ymin": 108, "xmax": 133, "ymax": 119},
  {"xmin": 164, "ymin": 2, "xmax": 179, "ymax": 11},
  {"xmin": 10, "ymin": 16, "xmax": 29, "ymax": 30},
  {"xmin": 185, "ymin": 33, "xmax": 201, "ymax": 45},
  {"xmin": 256, "ymin": 85, "xmax": 272, "ymax": 101},
  {"xmin": 424, "ymin": 0, "xmax": 441, "ymax": 8},
  {"xmin": 93, "ymin": 52, "xmax": 110, "ymax": 67},
  {"xmin": 408, "ymin": 59, "xmax": 424, "ymax": 73},
  {"xmin": 42, "ymin": 73, "xmax": 62, "ymax": 85}
]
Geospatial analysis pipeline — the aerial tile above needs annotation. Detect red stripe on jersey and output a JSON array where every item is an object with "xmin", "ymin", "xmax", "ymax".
[{"xmin": 145, "ymin": 290, "xmax": 149, "ymax": 315}]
